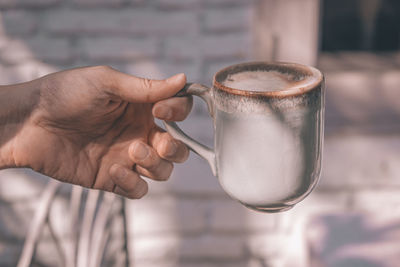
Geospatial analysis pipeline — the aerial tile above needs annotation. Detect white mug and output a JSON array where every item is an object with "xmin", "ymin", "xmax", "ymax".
[{"xmin": 165, "ymin": 62, "xmax": 325, "ymax": 212}]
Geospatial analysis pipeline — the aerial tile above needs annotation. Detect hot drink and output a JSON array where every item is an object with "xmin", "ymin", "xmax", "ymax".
[{"xmin": 222, "ymin": 70, "xmax": 319, "ymax": 92}]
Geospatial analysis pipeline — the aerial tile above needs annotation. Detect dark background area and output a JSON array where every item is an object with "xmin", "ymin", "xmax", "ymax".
[{"xmin": 322, "ymin": 0, "xmax": 400, "ymax": 51}]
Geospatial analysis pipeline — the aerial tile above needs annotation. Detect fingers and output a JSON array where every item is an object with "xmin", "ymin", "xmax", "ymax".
[
  {"xmin": 148, "ymin": 128, "xmax": 189, "ymax": 163},
  {"xmin": 129, "ymin": 141, "xmax": 174, "ymax": 180},
  {"xmin": 123, "ymin": 128, "xmax": 188, "ymax": 182},
  {"xmin": 108, "ymin": 67, "xmax": 187, "ymax": 103},
  {"xmin": 109, "ymin": 131, "xmax": 189, "ymax": 198},
  {"xmin": 152, "ymin": 95, "xmax": 193, "ymax": 121},
  {"xmin": 109, "ymin": 164, "xmax": 148, "ymax": 199}
]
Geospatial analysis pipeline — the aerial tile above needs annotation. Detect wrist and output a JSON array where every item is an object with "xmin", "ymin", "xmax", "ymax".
[{"xmin": 0, "ymin": 81, "xmax": 41, "ymax": 169}]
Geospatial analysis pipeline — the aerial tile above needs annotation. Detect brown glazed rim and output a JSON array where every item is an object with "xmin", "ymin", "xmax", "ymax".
[{"xmin": 212, "ymin": 61, "xmax": 324, "ymax": 98}]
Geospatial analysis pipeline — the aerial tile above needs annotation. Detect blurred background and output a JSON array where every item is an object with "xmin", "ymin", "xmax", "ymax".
[{"xmin": 0, "ymin": 0, "xmax": 399, "ymax": 266}]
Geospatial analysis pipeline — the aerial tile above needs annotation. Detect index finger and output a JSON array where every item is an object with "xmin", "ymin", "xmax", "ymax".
[{"xmin": 152, "ymin": 95, "xmax": 193, "ymax": 121}]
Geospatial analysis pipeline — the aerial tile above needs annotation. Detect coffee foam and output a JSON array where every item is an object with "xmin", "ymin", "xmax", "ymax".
[{"xmin": 222, "ymin": 70, "xmax": 317, "ymax": 92}]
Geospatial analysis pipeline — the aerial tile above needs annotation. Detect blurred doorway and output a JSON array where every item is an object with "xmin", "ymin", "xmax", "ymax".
[{"xmin": 322, "ymin": 0, "xmax": 400, "ymax": 51}]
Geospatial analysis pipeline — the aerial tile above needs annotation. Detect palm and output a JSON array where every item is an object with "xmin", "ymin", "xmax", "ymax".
[{"xmin": 32, "ymin": 103, "xmax": 156, "ymax": 191}]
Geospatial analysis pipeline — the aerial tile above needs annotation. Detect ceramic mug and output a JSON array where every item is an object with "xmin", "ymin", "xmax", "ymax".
[{"xmin": 164, "ymin": 62, "xmax": 325, "ymax": 212}]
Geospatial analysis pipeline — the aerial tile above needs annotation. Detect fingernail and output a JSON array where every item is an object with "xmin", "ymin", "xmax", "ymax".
[
  {"xmin": 111, "ymin": 165, "xmax": 127, "ymax": 179},
  {"xmin": 166, "ymin": 73, "xmax": 185, "ymax": 83},
  {"xmin": 165, "ymin": 141, "xmax": 177, "ymax": 157},
  {"xmin": 154, "ymin": 105, "xmax": 172, "ymax": 120},
  {"xmin": 132, "ymin": 142, "xmax": 149, "ymax": 160}
]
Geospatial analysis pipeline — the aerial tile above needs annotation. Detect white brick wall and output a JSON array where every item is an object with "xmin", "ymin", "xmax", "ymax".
[
  {"xmin": 5, "ymin": 36, "xmax": 71, "ymax": 63},
  {"xmin": 72, "ymin": 0, "xmax": 124, "ymax": 7},
  {"xmin": 1, "ymin": 10, "xmax": 37, "ymax": 35},
  {"xmin": 320, "ymin": 135, "xmax": 400, "ymax": 189},
  {"xmin": 1, "ymin": 1, "xmax": 400, "ymax": 267},
  {"xmin": 204, "ymin": 7, "xmax": 252, "ymax": 33},
  {"xmin": 79, "ymin": 37, "xmax": 159, "ymax": 61},
  {"xmin": 44, "ymin": 10, "xmax": 199, "ymax": 36},
  {"xmin": 0, "ymin": 0, "xmax": 61, "ymax": 8}
]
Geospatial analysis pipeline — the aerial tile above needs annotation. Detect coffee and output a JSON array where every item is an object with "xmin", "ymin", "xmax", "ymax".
[{"xmin": 222, "ymin": 70, "xmax": 317, "ymax": 92}]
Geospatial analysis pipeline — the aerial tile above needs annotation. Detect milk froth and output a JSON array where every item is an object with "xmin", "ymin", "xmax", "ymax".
[{"xmin": 222, "ymin": 70, "xmax": 317, "ymax": 92}]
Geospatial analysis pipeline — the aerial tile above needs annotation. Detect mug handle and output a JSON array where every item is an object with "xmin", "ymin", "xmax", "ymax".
[{"xmin": 163, "ymin": 83, "xmax": 217, "ymax": 176}]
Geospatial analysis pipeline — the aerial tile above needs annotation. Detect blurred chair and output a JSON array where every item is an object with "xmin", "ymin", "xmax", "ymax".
[{"xmin": 17, "ymin": 180, "xmax": 130, "ymax": 267}]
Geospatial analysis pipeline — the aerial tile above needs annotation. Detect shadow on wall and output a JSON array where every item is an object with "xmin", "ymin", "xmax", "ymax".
[
  {"xmin": 318, "ymin": 53, "xmax": 400, "ymax": 134},
  {"xmin": 308, "ymin": 213, "xmax": 400, "ymax": 267}
]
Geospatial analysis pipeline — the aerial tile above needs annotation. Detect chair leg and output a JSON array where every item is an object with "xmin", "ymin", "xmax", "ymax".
[
  {"xmin": 17, "ymin": 180, "xmax": 60, "ymax": 267},
  {"xmin": 122, "ymin": 198, "xmax": 131, "ymax": 267}
]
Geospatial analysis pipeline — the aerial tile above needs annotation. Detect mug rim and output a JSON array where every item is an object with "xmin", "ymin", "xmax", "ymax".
[{"xmin": 212, "ymin": 61, "xmax": 324, "ymax": 98}]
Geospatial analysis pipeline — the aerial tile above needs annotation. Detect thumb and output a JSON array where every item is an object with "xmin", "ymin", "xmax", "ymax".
[{"xmin": 111, "ymin": 71, "xmax": 186, "ymax": 103}]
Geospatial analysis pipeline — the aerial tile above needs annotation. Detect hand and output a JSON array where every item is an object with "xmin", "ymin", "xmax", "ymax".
[{"xmin": 6, "ymin": 66, "xmax": 192, "ymax": 199}]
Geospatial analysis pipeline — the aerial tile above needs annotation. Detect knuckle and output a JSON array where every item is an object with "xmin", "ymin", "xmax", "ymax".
[
  {"xmin": 93, "ymin": 65, "xmax": 112, "ymax": 72},
  {"xmin": 86, "ymin": 65, "xmax": 112, "ymax": 77},
  {"xmin": 141, "ymin": 78, "xmax": 153, "ymax": 90},
  {"xmin": 109, "ymin": 163, "xmax": 122, "ymax": 177},
  {"xmin": 87, "ymin": 65, "xmax": 115, "ymax": 88},
  {"xmin": 144, "ymin": 153, "xmax": 161, "ymax": 170},
  {"xmin": 130, "ymin": 143, "xmax": 157, "ymax": 167},
  {"xmin": 159, "ymin": 138, "xmax": 175, "ymax": 158}
]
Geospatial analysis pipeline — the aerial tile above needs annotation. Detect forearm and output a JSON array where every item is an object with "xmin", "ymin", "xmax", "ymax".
[{"xmin": 0, "ymin": 81, "xmax": 40, "ymax": 169}]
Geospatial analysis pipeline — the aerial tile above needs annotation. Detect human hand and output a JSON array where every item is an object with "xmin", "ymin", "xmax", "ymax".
[{"xmin": 6, "ymin": 66, "xmax": 192, "ymax": 198}]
